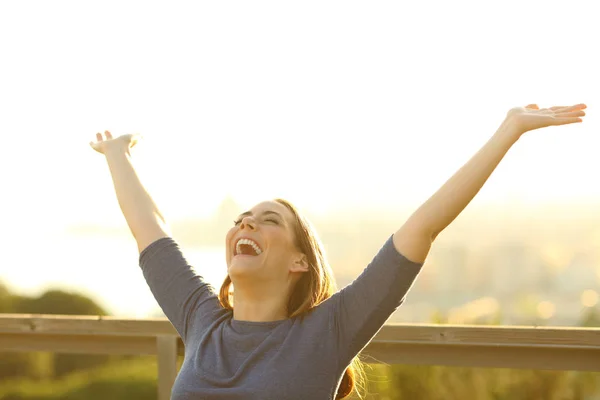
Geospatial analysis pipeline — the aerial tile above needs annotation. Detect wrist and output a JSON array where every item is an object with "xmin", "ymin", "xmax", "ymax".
[
  {"xmin": 104, "ymin": 143, "xmax": 132, "ymax": 159},
  {"xmin": 495, "ymin": 118, "xmax": 522, "ymax": 145}
]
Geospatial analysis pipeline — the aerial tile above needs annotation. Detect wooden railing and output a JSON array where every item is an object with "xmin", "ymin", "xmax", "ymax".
[{"xmin": 2, "ymin": 314, "xmax": 600, "ymax": 399}]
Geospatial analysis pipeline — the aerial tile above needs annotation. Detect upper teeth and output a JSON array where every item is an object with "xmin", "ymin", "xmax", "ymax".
[{"xmin": 236, "ymin": 238, "xmax": 263, "ymax": 255}]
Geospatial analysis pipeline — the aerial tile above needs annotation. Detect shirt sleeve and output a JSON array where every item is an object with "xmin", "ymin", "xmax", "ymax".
[
  {"xmin": 329, "ymin": 234, "xmax": 423, "ymax": 368},
  {"xmin": 139, "ymin": 237, "xmax": 222, "ymax": 342}
]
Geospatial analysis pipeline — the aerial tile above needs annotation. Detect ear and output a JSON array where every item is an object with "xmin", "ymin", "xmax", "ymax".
[{"xmin": 289, "ymin": 253, "xmax": 309, "ymax": 273}]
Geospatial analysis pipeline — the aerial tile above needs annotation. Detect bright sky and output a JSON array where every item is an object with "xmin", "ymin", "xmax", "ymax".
[{"xmin": 1, "ymin": 0, "xmax": 599, "ymax": 237}]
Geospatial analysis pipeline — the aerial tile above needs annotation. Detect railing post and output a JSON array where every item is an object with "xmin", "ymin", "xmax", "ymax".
[{"xmin": 157, "ymin": 335, "xmax": 178, "ymax": 400}]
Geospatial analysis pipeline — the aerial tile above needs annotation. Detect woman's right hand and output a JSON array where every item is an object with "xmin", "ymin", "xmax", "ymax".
[{"xmin": 89, "ymin": 130, "xmax": 141, "ymax": 155}]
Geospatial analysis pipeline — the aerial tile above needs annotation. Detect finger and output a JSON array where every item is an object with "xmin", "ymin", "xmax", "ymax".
[
  {"xmin": 105, "ymin": 130, "xmax": 113, "ymax": 140},
  {"xmin": 526, "ymin": 104, "xmax": 539, "ymax": 109},
  {"xmin": 96, "ymin": 132, "xmax": 102, "ymax": 142},
  {"xmin": 553, "ymin": 103, "xmax": 587, "ymax": 113},
  {"xmin": 555, "ymin": 110, "xmax": 586, "ymax": 118},
  {"xmin": 549, "ymin": 106, "xmax": 568, "ymax": 111},
  {"xmin": 552, "ymin": 117, "xmax": 583, "ymax": 126}
]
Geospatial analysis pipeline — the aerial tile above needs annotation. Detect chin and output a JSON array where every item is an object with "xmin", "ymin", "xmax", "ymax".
[{"xmin": 228, "ymin": 258, "xmax": 261, "ymax": 280}]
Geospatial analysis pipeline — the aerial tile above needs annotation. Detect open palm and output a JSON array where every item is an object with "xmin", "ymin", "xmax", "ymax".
[
  {"xmin": 507, "ymin": 103, "xmax": 586, "ymax": 134},
  {"xmin": 89, "ymin": 131, "xmax": 140, "ymax": 154}
]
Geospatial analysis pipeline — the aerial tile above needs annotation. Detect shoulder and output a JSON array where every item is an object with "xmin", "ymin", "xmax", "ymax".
[{"xmin": 139, "ymin": 237, "xmax": 183, "ymax": 265}]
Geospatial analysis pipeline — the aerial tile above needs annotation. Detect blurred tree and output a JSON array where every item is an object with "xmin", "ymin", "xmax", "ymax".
[
  {"xmin": 0, "ymin": 282, "xmax": 13, "ymax": 313},
  {"xmin": 0, "ymin": 285, "xmax": 52, "ymax": 381},
  {"xmin": 1, "ymin": 285, "xmax": 115, "ymax": 379},
  {"xmin": 579, "ymin": 307, "xmax": 600, "ymax": 327},
  {"xmin": 12, "ymin": 290, "xmax": 107, "ymax": 316}
]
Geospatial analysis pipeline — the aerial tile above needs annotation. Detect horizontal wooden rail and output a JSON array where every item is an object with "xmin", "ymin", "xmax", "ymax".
[{"xmin": 2, "ymin": 314, "xmax": 600, "ymax": 399}]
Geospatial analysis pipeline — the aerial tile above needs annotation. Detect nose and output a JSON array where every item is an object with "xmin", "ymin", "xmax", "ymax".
[{"xmin": 239, "ymin": 216, "xmax": 257, "ymax": 231}]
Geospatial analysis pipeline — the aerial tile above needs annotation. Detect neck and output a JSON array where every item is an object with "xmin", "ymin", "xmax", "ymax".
[{"xmin": 231, "ymin": 283, "xmax": 289, "ymax": 322}]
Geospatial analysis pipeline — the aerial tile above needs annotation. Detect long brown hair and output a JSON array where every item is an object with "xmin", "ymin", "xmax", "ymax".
[{"xmin": 218, "ymin": 198, "xmax": 365, "ymax": 399}]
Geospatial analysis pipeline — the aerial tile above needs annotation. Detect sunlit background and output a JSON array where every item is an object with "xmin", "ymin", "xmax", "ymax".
[{"xmin": 1, "ymin": 0, "xmax": 599, "ymax": 325}]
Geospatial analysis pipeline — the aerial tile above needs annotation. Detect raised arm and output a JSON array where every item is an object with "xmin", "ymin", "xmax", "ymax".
[
  {"xmin": 329, "ymin": 103, "xmax": 586, "ymax": 368},
  {"xmin": 90, "ymin": 131, "xmax": 221, "ymax": 340},
  {"xmin": 90, "ymin": 131, "xmax": 170, "ymax": 253},
  {"xmin": 393, "ymin": 103, "xmax": 586, "ymax": 263}
]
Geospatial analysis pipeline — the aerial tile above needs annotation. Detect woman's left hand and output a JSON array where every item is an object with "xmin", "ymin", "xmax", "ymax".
[{"xmin": 505, "ymin": 103, "xmax": 586, "ymax": 137}]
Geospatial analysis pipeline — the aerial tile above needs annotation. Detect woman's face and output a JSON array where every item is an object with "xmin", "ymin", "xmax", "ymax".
[{"xmin": 225, "ymin": 201, "xmax": 308, "ymax": 283}]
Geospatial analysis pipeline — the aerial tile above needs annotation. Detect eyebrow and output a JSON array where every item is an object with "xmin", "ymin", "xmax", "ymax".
[{"xmin": 237, "ymin": 210, "xmax": 283, "ymax": 219}]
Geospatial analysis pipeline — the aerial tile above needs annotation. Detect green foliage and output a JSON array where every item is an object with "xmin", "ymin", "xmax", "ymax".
[
  {"xmin": 579, "ymin": 307, "xmax": 600, "ymax": 328},
  {"xmin": 0, "ymin": 283, "xmax": 15, "ymax": 314},
  {"xmin": 360, "ymin": 366, "xmax": 600, "ymax": 400},
  {"xmin": 11, "ymin": 290, "xmax": 107, "ymax": 316},
  {"xmin": 0, "ymin": 357, "xmax": 157, "ymax": 400},
  {"xmin": 0, "ymin": 353, "xmax": 52, "ymax": 381},
  {"xmin": 0, "ymin": 284, "xmax": 111, "ymax": 381}
]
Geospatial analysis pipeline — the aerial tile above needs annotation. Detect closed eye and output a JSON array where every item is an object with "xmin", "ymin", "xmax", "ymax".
[{"xmin": 233, "ymin": 218, "xmax": 278, "ymax": 226}]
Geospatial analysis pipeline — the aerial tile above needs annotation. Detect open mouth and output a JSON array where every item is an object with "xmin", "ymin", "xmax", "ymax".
[{"xmin": 234, "ymin": 238, "xmax": 263, "ymax": 256}]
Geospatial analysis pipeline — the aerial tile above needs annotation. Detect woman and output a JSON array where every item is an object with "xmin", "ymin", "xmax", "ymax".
[{"xmin": 90, "ymin": 103, "xmax": 586, "ymax": 399}]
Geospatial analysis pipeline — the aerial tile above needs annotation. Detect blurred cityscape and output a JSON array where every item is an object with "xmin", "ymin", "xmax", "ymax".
[{"xmin": 140, "ymin": 196, "xmax": 600, "ymax": 327}]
